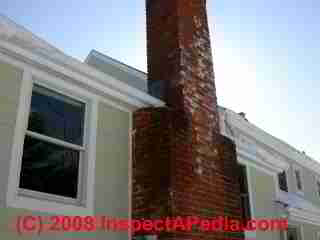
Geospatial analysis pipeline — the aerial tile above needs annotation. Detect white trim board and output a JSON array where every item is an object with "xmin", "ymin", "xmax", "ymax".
[
  {"xmin": 237, "ymin": 145, "xmax": 285, "ymax": 174},
  {"xmin": 221, "ymin": 108, "xmax": 320, "ymax": 175},
  {"xmin": 290, "ymin": 208, "xmax": 320, "ymax": 227},
  {"xmin": 0, "ymin": 39, "xmax": 164, "ymax": 108},
  {"xmin": 0, "ymin": 50, "xmax": 132, "ymax": 113}
]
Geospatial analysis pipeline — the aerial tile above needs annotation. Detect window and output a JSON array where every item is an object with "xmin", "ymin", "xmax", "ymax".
[
  {"xmin": 7, "ymin": 73, "xmax": 97, "ymax": 215},
  {"xmin": 19, "ymin": 85, "xmax": 85, "ymax": 202},
  {"xmin": 278, "ymin": 171, "xmax": 288, "ymax": 192},
  {"xmin": 316, "ymin": 179, "xmax": 320, "ymax": 198},
  {"xmin": 238, "ymin": 164, "xmax": 251, "ymax": 223},
  {"xmin": 293, "ymin": 166, "xmax": 303, "ymax": 194},
  {"xmin": 295, "ymin": 170, "xmax": 302, "ymax": 191},
  {"xmin": 283, "ymin": 226, "xmax": 301, "ymax": 240}
]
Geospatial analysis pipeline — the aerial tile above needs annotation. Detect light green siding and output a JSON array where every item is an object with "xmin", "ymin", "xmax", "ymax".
[
  {"xmin": 0, "ymin": 61, "xmax": 130, "ymax": 239},
  {"xmin": 288, "ymin": 219, "xmax": 320, "ymax": 240},
  {"xmin": 300, "ymin": 222, "xmax": 320, "ymax": 240},
  {"xmin": 248, "ymin": 166, "xmax": 281, "ymax": 240},
  {"xmin": 248, "ymin": 165, "xmax": 320, "ymax": 240},
  {"xmin": 0, "ymin": 61, "xmax": 23, "ymax": 206},
  {"xmin": 94, "ymin": 101, "xmax": 130, "ymax": 239}
]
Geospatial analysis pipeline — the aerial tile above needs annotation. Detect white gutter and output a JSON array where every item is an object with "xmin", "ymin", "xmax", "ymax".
[{"xmin": 223, "ymin": 108, "xmax": 320, "ymax": 175}]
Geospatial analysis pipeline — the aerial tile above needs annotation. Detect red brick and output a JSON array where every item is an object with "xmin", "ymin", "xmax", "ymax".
[{"xmin": 132, "ymin": 1, "xmax": 244, "ymax": 239}]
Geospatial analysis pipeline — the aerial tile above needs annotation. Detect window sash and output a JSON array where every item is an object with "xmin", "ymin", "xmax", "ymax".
[
  {"xmin": 28, "ymin": 84, "xmax": 86, "ymax": 146},
  {"xmin": 33, "ymin": 84, "xmax": 85, "ymax": 108},
  {"xmin": 18, "ymin": 188, "xmax": 82, "ymax": 206},
  {"xmin": 26, "ymin": 130, "xmax": 85, "ymax": 152},
  {"xmin": 20, "ymin": 117, "xmax": 86, "ymax": 203},
  {"xmin": 18, "ymin": 134, "xmax": 85, "ymax": 203}
]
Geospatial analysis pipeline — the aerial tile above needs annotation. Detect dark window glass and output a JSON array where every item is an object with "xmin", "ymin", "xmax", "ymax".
[
  {"xmin": 19, "ymin": 136, "xmax": 80, "ymax": 199},
  {"xmin": 238, "ymin": 165, "xmax": 251, "ymax": 223},
  {"xmin": 278, "ymin": 171, "xmax": 288, "ymax": 192},
  {"xmin": 28, "ymin": 85, "xmax": 85, "ymax": 145},
  {"xmin": 286, "ymin": 227, "xmax": 300, "ymax": 240},
  {"xmin": 295, "ymin": 170, "xmax": 302, "ymax": 191},
  {"xmin": 317, "ymin": 181, "xmax": 320, "ymax": 197}
]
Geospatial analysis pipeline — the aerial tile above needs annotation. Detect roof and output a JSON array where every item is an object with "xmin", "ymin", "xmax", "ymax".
[{"xmin": 85, "ymin": 50, "xmax": 147, "ymax": 92}]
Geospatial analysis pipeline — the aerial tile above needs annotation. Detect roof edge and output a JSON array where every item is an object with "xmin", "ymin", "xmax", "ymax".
[
  {"xmin": 0, "ymin": 15, "xmax": 164, "ymax": 108},
  {"xmin": 85, "ymin": 49, "xmax": 147, "ymax": 81}
]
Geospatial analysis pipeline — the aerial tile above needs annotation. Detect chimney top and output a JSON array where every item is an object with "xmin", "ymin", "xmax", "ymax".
[{"xmin": 146, "ymin": 0, "xmax": 220, "ymax": 133}]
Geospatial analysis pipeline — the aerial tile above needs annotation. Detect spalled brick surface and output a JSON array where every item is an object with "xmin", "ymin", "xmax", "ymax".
[
  {"xmin": 133, "ymin": 108, "xmax": 243, "ymax": 239},
  {"xmin": 147, "ymin": 0, "xmax": 220, "ymax": 134},
  {"xmin": 133, "ymin": 0, "xmax": 244, "ymax": 239}
]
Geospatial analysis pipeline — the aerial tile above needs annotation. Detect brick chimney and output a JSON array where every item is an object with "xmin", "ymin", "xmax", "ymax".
[
  {"xmin": 147, "ymin": 0, "xmax": 220, "ymax": 135},
  {"xmin": 132, "ymin": 0, "xmax": 244, "ymax": 239}
]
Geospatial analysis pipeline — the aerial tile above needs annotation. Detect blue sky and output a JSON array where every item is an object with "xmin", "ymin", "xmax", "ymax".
[{"xmin": 2, "ymin": 0, "xmax": 319, "ymax": 161}]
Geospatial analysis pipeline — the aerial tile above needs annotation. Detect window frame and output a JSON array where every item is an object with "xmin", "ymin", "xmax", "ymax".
[
  {"xmin": 19, "ymin": 83, "xmax": 87, "ymax": 204},
  {"xmin": 293, "ymin": 165, "xmax": 304, "ymax": 195},
  {"xmin": 7, "ymin": 70, "xmax": 98, "ymax": 215}
]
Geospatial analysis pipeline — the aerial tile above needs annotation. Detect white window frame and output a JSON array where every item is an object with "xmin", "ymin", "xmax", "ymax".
[
  {"xmin": 293, "ymin": 165, "xmax": 304, "ymax": 196},
  {"xmin": 6, "ymin": 69, "xmax": 98, "ymax": 215}
]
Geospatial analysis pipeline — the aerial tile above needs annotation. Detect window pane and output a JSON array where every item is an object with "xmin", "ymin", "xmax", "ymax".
[
  {"xmin": 238, "ymin": 164, "xmax": 251, "ymax": 222},
  {"xmin": 278, "ymin": 171, "xmax": 288, "ymax": 192},
  {"xmin": 239, "ymin": 165, "xmax": 249, "ymax": 194},
  {"xmin": 19, "ymin": 136, "xmax": 80, "ymax": 199},
  {"xmin": 28, "ymin": 85, "xmax": 85, "ymax": 145},
  {"xmin": 295, "ymin": 170, "xmax": 302, "ymax": 190},
  {"xmin": 241, "ymin": 195, "xmax": 251, "ymax": 223}
]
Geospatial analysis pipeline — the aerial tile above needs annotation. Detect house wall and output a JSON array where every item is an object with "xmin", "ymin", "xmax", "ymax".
[
  {"xmin": 286, "ymin": 161, "xmax": 320, "ymax": 208},
  {"xmin": 0, "ymin": 60, "xmax": 130, "ymax": 240},
  {"xmin": 288, "ymin": 219, "xmax": 320, "ymax": 240},
  {"xmin": 300, "ymin": 221, "xmax": 320, "ymax": 240},
  {"xmin": 247, "ymin": 164, "xmax": 320, "ymax": 240},
  {"xmin": 0, "ymin": 60, "xmax": 23, "ymax": 206},
  {"xmin": 247, "ymin": 165, "xmax": 281, "ymax": 240},
  {"xmin": 220, "ymin": 108, "xmax": 320, "ymax": 239}
]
